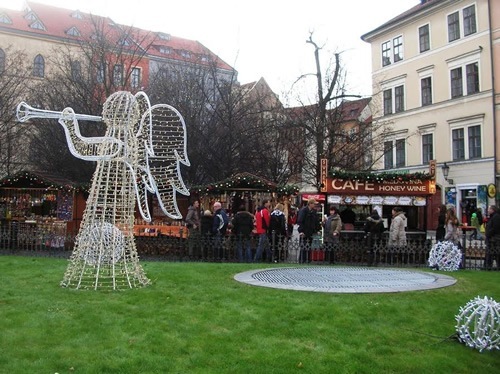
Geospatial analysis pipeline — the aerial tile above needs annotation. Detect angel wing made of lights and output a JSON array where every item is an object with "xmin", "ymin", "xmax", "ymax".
[{"xmin": 128, "ymin": 93, "xmax": 190, "ymax": 221}]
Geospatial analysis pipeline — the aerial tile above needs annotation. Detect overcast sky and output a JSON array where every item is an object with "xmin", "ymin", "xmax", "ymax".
[{"xmin": 1, "ymin": 0, "xmax": 419, "ymax": 102}]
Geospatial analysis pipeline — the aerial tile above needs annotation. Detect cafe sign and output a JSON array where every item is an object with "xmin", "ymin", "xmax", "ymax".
[{"xmin": 324, "ymin": 178, "xmax": 435, "ymax": 196}]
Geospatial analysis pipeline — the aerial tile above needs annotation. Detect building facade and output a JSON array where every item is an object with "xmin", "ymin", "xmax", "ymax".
[{"xmin": 362, "ymin": 0, "xmax": 499, "ymax": 225}]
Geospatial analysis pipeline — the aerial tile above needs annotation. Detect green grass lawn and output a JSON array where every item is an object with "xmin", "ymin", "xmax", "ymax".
[{"xmin": 0, "ymin": 256, "xmax": 499, "ymax": 373}]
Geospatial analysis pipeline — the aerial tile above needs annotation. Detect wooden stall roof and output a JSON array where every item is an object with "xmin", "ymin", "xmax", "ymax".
[
  {"xmin": 0, "ymin": 170, "xmax": 88, "ymax": 190},
  {"xmin": 190, "ymin": 172, "xmax": 298, "ymax": 195}
]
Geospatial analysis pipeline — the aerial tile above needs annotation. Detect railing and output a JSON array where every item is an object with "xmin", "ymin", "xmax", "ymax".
[{"xmin": 0, "ymin": 222, "xmax": 498, "ymax": 270}]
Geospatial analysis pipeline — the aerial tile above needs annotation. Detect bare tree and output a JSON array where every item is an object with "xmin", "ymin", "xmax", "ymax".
[
  {"xmin": 289, "ymin": 32, "xmax": 394, "ymax": 189},
  {"xmin": 0, "ymin": 47, "xmax": 31, "ymax": 176},
  {"xmin": 26, "ymin": 18, "xmax": 156, "ymax": 183}
]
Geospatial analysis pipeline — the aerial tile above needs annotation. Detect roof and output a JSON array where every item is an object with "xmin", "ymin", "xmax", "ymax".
[
  {"xmin": 361, "ymin": 0, "xmax": 441, "ymax": 41},
  {"xmin": 0, "ymin": 170, "xmax": 87, "ymax": 190},
  {"xmin": 336, "ymin": 98, "xmax": 372, "ymax": 122},
  {"xmin": 0, "ymin": 1, "xmax": 233, "ymax": 71}
]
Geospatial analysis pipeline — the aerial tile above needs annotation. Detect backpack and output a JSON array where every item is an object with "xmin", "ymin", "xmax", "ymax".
[{"xmin": 269, "ymin": 214, "xmax": 283, "ymax": 235}]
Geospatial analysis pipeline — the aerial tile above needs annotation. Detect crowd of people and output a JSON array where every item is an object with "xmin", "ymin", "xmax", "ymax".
[{"xmin": 183, "ymin": 198, "xmax": 500, "ymax": 269}]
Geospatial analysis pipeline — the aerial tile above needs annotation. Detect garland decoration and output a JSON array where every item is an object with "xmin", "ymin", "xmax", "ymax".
[{"xmin": 191, "ymin": 172, "xmax": 299, "ymax": 196}]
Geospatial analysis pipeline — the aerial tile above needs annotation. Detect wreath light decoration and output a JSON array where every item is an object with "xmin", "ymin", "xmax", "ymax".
[
  {"xmin": 455, "ymin": 296, "xmax": 500, "ymax": 352},
  {"xmin": 428, "ymin": 241, "xmax": 462, "ymax": 271}
]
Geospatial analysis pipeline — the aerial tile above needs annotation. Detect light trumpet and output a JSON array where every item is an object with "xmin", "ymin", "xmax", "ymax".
[{"xmin": 16, "ymin": 102, "xmax": 102, "ymax": 123}]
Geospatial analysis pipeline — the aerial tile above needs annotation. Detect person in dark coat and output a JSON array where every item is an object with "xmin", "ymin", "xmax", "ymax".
[
  {"xmin": 297, "ymin": 198, "xmax": 321, "ymax": 263},
  {"xmin": 323, "ymin": 205, "xmax": 342, "ymax": 264},
  {"xmin": 363, "ymin": 209, "xmax": 385, "ymax": 265},
  {"xmin": 231, "ymin": 205, "xmax": 255, "ymax": 262},
  {"xmin": 485, "ymin": 205, "xmax": 500, "ymax": 270},
  {"xmin": 269, "ymin": 203, "xmax": 287, "ymax": 262},
  {"xmin": 200, "ymin": 210, "xmax": 213, "ymax": 260},
  {"xmin": 435, "ymin": 204, "xmax": 446, "ymax": 241}
]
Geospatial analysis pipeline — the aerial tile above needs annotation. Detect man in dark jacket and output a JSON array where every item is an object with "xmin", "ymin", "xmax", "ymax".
[
  {"xmin": 297, "ymin": 198, "xmax": 321, "ymax": 263},
  {"xmin": 212, "ymin": 201, "xmax": 229, "ymax": 260},
  {"xmin": 232, "ymin": 205, "xmax": 255, "ymax": 262},
  {"xmin": 485, "ymin": 205, "xmax": 500, "ymax": 269},
  {"xmin": 363, "ymin": 209, "xmax": 385, "ymax": 265},
  {"xmin": 185, "ymin": 200, "xmax": 201, "ymax": 258}
]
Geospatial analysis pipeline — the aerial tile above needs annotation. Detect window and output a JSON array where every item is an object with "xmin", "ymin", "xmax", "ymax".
[
  {"xmin": 66, "ymin": 27, "xmax": 81, "ymax": 37},
  {"xmin": 71, "ymin": 11, "xmax": 83, "ymax": 19},
  {"xmin": 96, "ymin": 62, "xmax": 105, "ymax": 83},
  {"xmin": 450, "ymin": 67, "xmax": 463, "ymax": 98},
  {"xmin": 395, "ymin": 139, "xmax": 406, "ymax": 168},
  {"xmin": 393, "ymin": 36, "xmax": 403, "ymax": 62},
  {"xmin": 468, "ymin": 125, "xmax": 481, "ymax": 159},
  {"xmin": 422, "ymin": 134, "xmax": 433, "ymax": 164},
  {"xmin": 466, "ymin": 62, "xmax": 479, "ymax": 94},
  {"xmin": 180, "ymin": 50, "xmax": 191, "ymax": 58},
  {"xmin": 419, "ymin": 24, "xmax": 430, "ymax": 53},
  {"xmin": 30, "ymin": 20, "xmax": 46, "ymax": 30},
  {"xmin": 384, "ymin": 139, "xmax": 405, "ymax": 169},
  {"xmin": 33, "ymin": 54, "xmax": 44, "ymax": 77},
  {"xmin": 448, "ymin": 11, "xmax": 460, "ymax": 42},
  {"xmin": 0, "ymin": 13, "xmax": 12, "ymax": 24},
  {"xmin": 113, "ymin": 64, "xmax": 123, "ymax": 86},
  {"xmin": 71, "ymin": 61, "xmax": 81, "ymax": 81},
  {"xmin": 383, "ymin": 85, "xmax": 404, "ymax": 115},
  {"xmin": 382, "ymin": 41, "xmax": 391, "ymax": 66},
  {"xmin": 450, "ymin": 63, "xmax": 480, "ymax": 98},
  {"xmin": 448, "ymin": 5, "xmax": 477, "ymax": 42},
  {"xmin": 0, "ymin": 48, "xmax": 5, "ymax": 73},
  {"xmin": 384, "ymin": 141, "xmax": 393, "ymax": 169},
  {"xmin": 131, "ymin": 67, "xmax": 140, "ymax": 88},
  {"xmin": 452, "ymin": 128, "xmax": 465, "ymax": 160},
  {"xmin": 381, "ymin": 37, "xmax": 403, "ymax": 66},
  {"xmin": 383, "ymin": 89, "xmax": 392, "ymax": 115},
  {"xmin": 421, "ymin": 77, "xmax": 432, "ymax": 106},
  {"xmin": 394, "ymin": 86, "xmax": 404, "ymax": 113},
  {"xmin": 159, "ymin": 46, "xmax": 171, "ymax": 54},
  {"xmin": 463, "ymin": 5, "xmax": 476, "ymax": 36}
]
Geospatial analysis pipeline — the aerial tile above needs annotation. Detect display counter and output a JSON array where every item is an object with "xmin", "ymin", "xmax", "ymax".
[{"xmin": 133, "ymin": 224, "xmax": 188, "ymax": 238}]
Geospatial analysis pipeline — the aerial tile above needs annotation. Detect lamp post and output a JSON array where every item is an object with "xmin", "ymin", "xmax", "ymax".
[{"xmin": 442, "ymin": 163, "xmax": 453, "ymax": 184}]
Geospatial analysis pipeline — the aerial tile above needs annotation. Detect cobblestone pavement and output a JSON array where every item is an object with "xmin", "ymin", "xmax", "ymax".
[{"xmin": 234, "ymin": 266, "xmax": 457, "ymax": 293}]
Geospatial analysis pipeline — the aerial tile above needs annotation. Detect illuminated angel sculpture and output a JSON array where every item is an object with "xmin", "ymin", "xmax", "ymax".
[{"xmin": 17, "ymin": 91, "xmax": 190, "ymax": 290}]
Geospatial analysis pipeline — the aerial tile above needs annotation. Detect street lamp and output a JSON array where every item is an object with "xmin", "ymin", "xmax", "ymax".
[{"xmin": 442, "ymin": 162, "xmax": 453, "ymax": 184}]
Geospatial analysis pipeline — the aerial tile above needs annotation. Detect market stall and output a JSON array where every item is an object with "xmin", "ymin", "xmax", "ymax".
[
  {"xmin": 190, "ymin": 172, "xmax": 299, "ymax": 217},
  {"xmin": 320, "ymin": 160, "xmax": 437, "ymax": 238},
  {"xmin": 0, "ymin": 171, "xmax": 88, "ymax": 248}
]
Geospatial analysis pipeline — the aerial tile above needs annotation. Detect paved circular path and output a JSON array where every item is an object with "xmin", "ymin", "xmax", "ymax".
[{"xmin": 234, "ymin": 267, "xmax": 456, "ymax": 293}]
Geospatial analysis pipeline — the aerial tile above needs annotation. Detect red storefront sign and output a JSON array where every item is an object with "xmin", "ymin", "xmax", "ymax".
[
  {"xmin": 302, "ymin": 194, "xmax": 326, "ymax": 202},
  {"xmin": 324, "ymin": 178, "xmax": 435, "ymax": 196}
]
